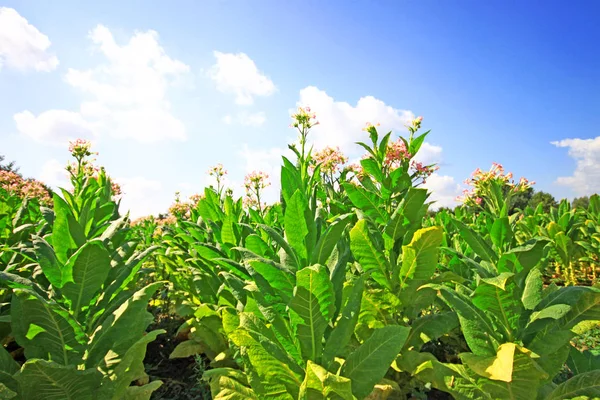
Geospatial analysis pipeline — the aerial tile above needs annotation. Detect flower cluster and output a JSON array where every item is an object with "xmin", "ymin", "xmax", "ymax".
[
  {"xmin": 110, "ymin": 181, "xmax": 122, "ymax": 197},
  {"xmin": 290, "ymin": 106, "xmax": 319, "ymax": 130},
  {"xmin": 313, "ymin": 146, "xmax": 348, "ymax": 175},
  {"xmin": 407, "ymin": 116, "xmax": 423, "ymax": 136},
  {"xmin": 411, "ymin": 160, "xmax": 438, "ymax": 183},
  {"xmin": 68, "ymin": 139, "xmax": 96, "ymax": 160},
  {"xmin": 244, "ymin": 171, "xmax": 270, "ymax": 211},
  {"xmin": 208, "ymin": 163, "xmax": 227, "ymax": 179},
  {"xmin": 457, "ymin": 163, "xmax": 535, "ymax": 205},
  {"xmin": 384, "ymin": 138, "xmax": 412, "ymax": 169},
  {"xmin": 0, "ymin": 170, "xmax": 52, "ymax": 205}
]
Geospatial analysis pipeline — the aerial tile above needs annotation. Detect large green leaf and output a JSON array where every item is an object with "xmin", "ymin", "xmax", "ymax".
[
  {"xmin": 311, "ymin": 214, "xmax": 352, "ymax": 265},
  {"xmin": 0, "ymin": 347, "xmax": 19, "ymax": 393},
  {"xmin": 289, "ymin": 265, "xmax": 335, "ymax": 362},
  {"xmin": 204, "ymin": 368, "xmax": 258, "ymax": 400},
  {"xmin": 399, "ymin": 226, "xmax": 442, "ymax": 292},
  {"xmin": 15, "ymin": 360, "xmax": 102, "ymax": 400},
  {"xmin": 462, "ymin": 343, "xmax": 548, "ymax": 400},
  {"xmin": 98, "ymin": 329, "xmax": 164, "ymax": 399},
  {"xmin": 11, "ymin": 289, "xmax": 84, "ymax": 365},
  {"xmin": 384, "ymin": 188, "xmax": 428, "ymax": 241},
  {"xmin": 299, "ymin": 361, "xmax": 354, "ymax": 400},
  {"xmin": 472, "ymin": 273, "xmax": 522, "ymax": 339},
  {"xmin": 404, "ymin": 312, "xmax": 459, "ymax": 351},
  {"xmin": 322, "ymin": 277, "xmax": 364, "ymax": 367},
  {"xmin": 33, "ymin": 236, "xmax": 65, "ymax": 288},
  {"xmin": 51, "ymin": 193, "xmax": 78, "ymax": 265},
  {"xmin": 567, "ymin": 347, "xmax": 600, "ymax": 375},
  {"xmin": 61, "ymin": 240, "xmax": 111, "ymax": 318},
  {"xmin": 341, "ymin": 325, "xmax": 409, "ymax": 399},
  {"xmin": 284, "ymin": 190, "xmax": 310, "ymax": 264},
  {"xmin": 425, "ymin": 284, "xmax": 501, "ymax": 356},
  {"xmin": 350, "ymin": 220, "xmax": 390, "ymax": 289},
  {"xmin": 453, "ymin": 219, "xmax": 498, "ymax": 264},
  {"xmin": 230, "ymin": 313, "xmax": 304, "ymax": 399},
  {"xmin": 490, "ymin": 217, "xmax": 512, "ymax": 250},
  {"xmin": 342, "ymin": 183, "xmax": 388, "ymax": 224},
  {"xmin": 546, "ymin": 370, "xmax": 600, "ymax": 399},
  {"xmin": 85, "ymin": 282, "xmax": 161, "ymax": 369}
]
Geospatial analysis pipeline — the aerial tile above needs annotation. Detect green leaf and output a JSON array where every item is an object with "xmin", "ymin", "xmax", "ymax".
[
  {"xmin": 384, "ymin": 188, "xmax": 428, "ymax": 241},
  {"xmin": 99, "ymin": 329, "xmax": 164, "ymax": 399},
  {"xmin": 299, "ymin": 361, "xmax": 354, "ymax": 400},
  {"xmin": 404, "ymin": 312, "xmax": 459, "ymax": 352},
  {"xmin": 33, "ymin": 236, "xmax": 65, "ymax": 288},
  {"xmin": 350, "ymin": 220, "xmax": 391, "ymax": 289},
  {"xmin": 311, "ymin": 214, "xmax": 352, "ymax": 265},
  {"xmin": 123, "ymin": 381, "xmax": 163, "ymax": 400},
  {"xmin": 61, "ymin": 240, "xmax": 111, "ymax": 318},
  {"xmin": 11, "ymin": 289, "xmax": 84, "ymax": 365},
  {"xmin": 204, "ymin": 369, "xmax": 258, "ymax": 400},
  {"xmin": 284, "ymin": 190, "xmax": 310, "ymax": 263},
  {"xmin": 0, "ymin": 347, "xmax": 19, "ymax": 393},
  {"xmin": 289, "ymin": 265, "xmax": 335, "ymax": 363},
  {"xmin": 461, "ymin": 343, "xmax": 548, "ymax": 399},
  {"xmin": 522, "ymin": 268, "xmax": 544, "ymax": 310},
  {"xmin": 323, "ymin": 277, "xmax": 364, "ymax": 367},
  {"xmin": 546, "ymin": 370, "xmax": 600, "ymax": 399},
  {"xmin": 472, "ymin": 273, "xmax": 522, "ymax": 339},
  {"xmin": 567, "ymin": 347, "xmax": 600, "ymax": 375},
  {"xmin": 342, "ymin": 183, "xmax": 388, "ymax": 224},
  {"xmin": 15, "ymin": 360, "xmax": 102, "ymax": 400},
  {"xmin": 85, "ymin": 282, "xmax": 162, "ymax": 369},
  {"xmin": 341, "ymin": 325, "xmax": 409, "ymax": 399},
  {"xmin": 490, "ymin": 217, "xmax": 512, "ymax": 250},
  {"xmin": 453, "ymin": 219, "xmax": 498, "ymax": 264},
  {"xmin": 51, "ymin": 193, "xmax": 77, "ymax": 265},
  {"xmin": 425, "ymin": 284, "xmax": 500, "ymax": 356},
  {"xmin": 399, "ymin": 226, "xmax": 443, "ymax": 292},
  {"xmin": 230, "ymin": 313, "xmax": 303, "ymax": 399}
]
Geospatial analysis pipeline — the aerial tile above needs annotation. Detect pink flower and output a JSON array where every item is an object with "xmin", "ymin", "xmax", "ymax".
[
  {"xmin": 475, "ymin": 197, "xmax": 483, "ymax": 205},
  {"xmin": 313, "ymin": 146, "xmax": 348, "ymax": 174}
]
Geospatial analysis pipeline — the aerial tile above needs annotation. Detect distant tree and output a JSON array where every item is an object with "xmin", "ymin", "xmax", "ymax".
[
  {"xmin": 509, "ymin": 186, "xmax": 534, "ymax": 213},
  {"xmin": 528, "ymin": 191, "xmax": 558, "ymax": 212},
  {"xmin": 572, "ymin": 196, "xmax": 590, "ymax": 210},
  {"xmin": 0, "ymin": 155, "xmax": 19, "ymax": 173}
]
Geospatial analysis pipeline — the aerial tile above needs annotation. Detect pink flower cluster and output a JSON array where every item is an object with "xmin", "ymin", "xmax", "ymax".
[
  {"xmin": 384, "ymin": 138, "xmax": 412, "ymax": 169},
  {"xmin": 411, "ymin": 160, "xmax": 438, "ymax": 183},
  {"xmin": 457, "ymin": 163, "xmax": 535, "ymax": 205},
  {"xmin": 208, "ymin": 163, "xmax": 227, "ymax": 179},
  {"xmin": 0, "ymin": 170, "xmax": 51, "ymax": 205},
  {"xmin": 313, "ymin": 146, "xmax": 348, "ymax": 174},
  {"xmin": 244, "ymin": 171, "xmax": 270, "ymax": 191},
  {"xmin": 68, "ymin": 139, "xmax": 96, "ymax": 159},
  {"xmin": 291, "ymin": 106, "xmax": 319, "ymax": 130}
]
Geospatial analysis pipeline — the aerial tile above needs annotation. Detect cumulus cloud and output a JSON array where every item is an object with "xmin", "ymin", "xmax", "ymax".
[
  {"xmin": 223, "ymin": 111, "xmax": 267, "ymax": 126},
  {"xmin": 15, "ymin": 25, "xmax": 189, "ymax": 144},
  {"xmin": 552, "ymin": 136, "xmax": 600, "ymax": 195},
  {"xmin": 238, "ymin": 145, "xmax": 294, "ymax": 203},
  {"xmin": 14, "ymin": 110, "xmax": 94, "ymax": 143},
  {"xmin": 209, "ymin": 51, "xmax": 276, "ymax": 105},
  {"xmin": 39, "ymin": 159, "xmax": 68, "ymax": 188},
  {"xmin": 296, "ymin": 86, "xmax": 415, "ymax": 155},
  {"xmin": 117, "ymin": 176, "xmax": 164, "ymax": 218},
  {"xmin": 422, "ymin": 173, "xmax": 461, "ymax": 209},
  {"xmin": 0, "ymin": 7, "xmax": 59, "ymax": 72}
]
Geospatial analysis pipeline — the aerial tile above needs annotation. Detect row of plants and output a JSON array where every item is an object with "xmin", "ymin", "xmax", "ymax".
[{"xmin": 0, "ymin": 109, "xmax": 598, "ymax": 399}]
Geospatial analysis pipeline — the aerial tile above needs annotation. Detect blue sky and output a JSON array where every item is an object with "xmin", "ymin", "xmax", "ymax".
[{"xmin": 1, "ymin": 0, "xmax": 599, "ymax": 216}]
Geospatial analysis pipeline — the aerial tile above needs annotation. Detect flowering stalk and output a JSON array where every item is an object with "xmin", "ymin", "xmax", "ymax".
[
  {"xmin": 208, "ymin": 163, "xmax": 227, "ymax": 197},
  {"xmin": 244, "ymin": 171, "xmax": 270, "ymax": 215}
]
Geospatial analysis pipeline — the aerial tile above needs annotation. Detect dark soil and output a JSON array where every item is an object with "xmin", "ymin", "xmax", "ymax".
[{"xmin": 144, "ymin": 312, "xmax": 211, "ymax": 400}]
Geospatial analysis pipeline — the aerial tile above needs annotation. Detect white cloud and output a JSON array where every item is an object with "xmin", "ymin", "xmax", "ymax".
[
  {"xmin": 209, "ymin": 51, "xmax": 276, "ymax": 105},
  {"xmin": 222, "ymin": 111, "xmax": 266, "ymax": 126},
  {"xmin": 117, "ymin": 176, "xmax": 164, "ymax": 218},
  {"xmin": 14, "ymin": 110, "xmax": 94, "ymax": 143},
  {"xmin": 39, "ymin": 159, "xmax": 68, "ymax": 188},
  {"xmin": 0, "ymin": 7, "xmax": 59, "ymax": 72},
  {"xmin": 552, "ymin": 136, "xmax": 600, "ymax": 195},
  {"xmin": 15, "ymin": 24, "xmax": 189, "ymax": 144},
  {"xmin": 422, "ymin": 173, "xmax": 461, "ymax": 209},
  {"xmin": 297, "ymin": 86, "xmax": 415, "ymax": 154},
  {"xmin": 414, "ymin": 142, "xmax": 443, "ymax": 165}
]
